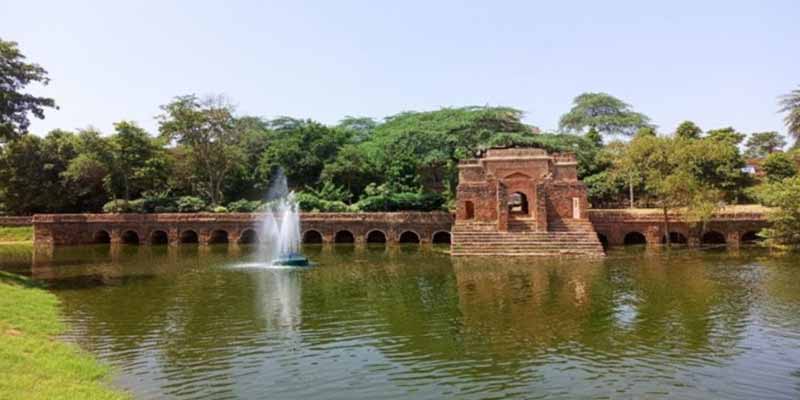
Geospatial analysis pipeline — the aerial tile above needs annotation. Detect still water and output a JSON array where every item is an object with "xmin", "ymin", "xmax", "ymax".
[{"xmin": 2, "ymin": 244, "xmax": 800, "ymax": 399}]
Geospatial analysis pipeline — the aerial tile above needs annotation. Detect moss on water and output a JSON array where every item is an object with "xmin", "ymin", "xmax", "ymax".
[{"xmin": 0, "ymin": 272, "xmax": 129, "ymax": 400}]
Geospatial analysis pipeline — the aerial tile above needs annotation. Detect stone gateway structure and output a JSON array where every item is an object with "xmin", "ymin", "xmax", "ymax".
[{"xmin": 452, "ymin": 148, "xmax": 605, "ymax": 257}]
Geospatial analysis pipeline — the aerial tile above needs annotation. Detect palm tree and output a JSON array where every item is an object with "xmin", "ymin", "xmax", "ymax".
[{"xmin": 779, "ymin": 86, "xmax": 800, "ymax": 147}]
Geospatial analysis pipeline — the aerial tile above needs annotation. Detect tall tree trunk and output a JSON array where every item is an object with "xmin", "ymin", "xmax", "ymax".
[{"xmin": 629, "ymin": 175, "xmax": 635, "ymax": 208}]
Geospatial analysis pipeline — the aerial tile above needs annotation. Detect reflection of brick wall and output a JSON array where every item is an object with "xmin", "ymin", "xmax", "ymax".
[{"xmin": 0, "ymin": 216, "xmax": 33, "ymax": 226}]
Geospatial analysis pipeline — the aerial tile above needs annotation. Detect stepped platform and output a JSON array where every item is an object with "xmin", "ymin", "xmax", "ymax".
[{"xmin": 451, "ymin": 219, "xmax": 605, "ymax": 257}]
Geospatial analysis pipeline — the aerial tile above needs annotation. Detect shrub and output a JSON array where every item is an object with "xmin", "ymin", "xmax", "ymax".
[
  {"xmin": 102, "ymin": 199, "xmax": 144, "ymax": 213},
  {"xmin": 355, "ymin": 191, "xmax": 445, "ymax": 212},
  {"xmin": 212, "ymin": 206, "xmax": 228, "ymax": 213},
  {"xmin": 141, "ymin": 191, "xmax": 177, "ymax": 213},
  {"xmin": 176, "ymin": 196, "xmax": 206, "ymax": 213},
  {"xmin": 295, "ymin": 192, "xmax": 349, "ymax": 212},
  {"xmin": 227, "ymin": 199, "xmax": 262, "ymax": 212}
]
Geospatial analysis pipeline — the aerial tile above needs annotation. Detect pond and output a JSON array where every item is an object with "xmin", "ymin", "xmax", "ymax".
[{"xmin": 2, "ymin": 244, "xmax": 800, "ymax": 399}]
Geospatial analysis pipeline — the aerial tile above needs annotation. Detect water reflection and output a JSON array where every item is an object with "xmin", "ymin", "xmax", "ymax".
[
  {"xmin": 1, "ymin": 244, "xmax": 799, "ymax": 399},
  {"xmin": 250, "ymin": 269, "xmax": 303, "ymax": 330}
]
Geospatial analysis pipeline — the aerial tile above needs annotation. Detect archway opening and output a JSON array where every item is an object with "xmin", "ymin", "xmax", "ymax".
[
  {"xmin": 661, "ymin": 232, "xmax": 688, "ymax": 245},
  {"xmin": 508, "ymin": 192, "xmax": 528, "ymax": 215},
  {"xmin": 180, "ymin": 230, "xmax": 198, "ymax": 244},
  {"xmin": 432, "ymin": 231, "xmax": 451, "ymax": 244},
  {"xmin": 121, "ymin": 230, "xmax": 140, "ymax": 245},
  {"xmin": 92, "ymin": 230, "xmax": 111, "ymax": 244},
  {"xmin": 399, "ymin": 231, "xmax": 420, "ymax": 244},
  {"xmin": 623, "ymin": 232, "xmax": 647, "ymax": 246},
  {"xmin": 150, "ymin": 230, "xmax": 169, "ymax": 245},
  {"xmin": 209, "ymin": 230, "xmax": 229, "ymax": 244},
  {"xmin": 597, "ymin": 233, "xmax": 609, "ymax": 250},
  {"xmin": 701, "ymin": 231, "xmax": 726, "ymax": 246},
  {"xmin": 334, "ymin": 230, "xmax": 355, "ymax": 244},
  {"xmin": 741, "ymin": 231, "xmax": 762, "ymax": 244},
  {"xmin": 303, "ymin": 230, "xmax": 323, "ymax": 244},
  {"xmin": 464, "ymin": 201, "xmax": 475, "ymax": 220},
  {"xmin": 238, "ymin": 229, "xmax": 258, "ymax": 244},
  {"xmin": 366, "ymin": 230, "xmax": 387, "ymax": 244}
]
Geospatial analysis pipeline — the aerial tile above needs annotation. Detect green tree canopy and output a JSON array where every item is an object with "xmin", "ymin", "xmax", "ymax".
[
  {"xmin": 362, "ymin": 106, "xmax": 530, "ymax": 196},
  {"xmin": 744, "ymin": 131, "xmax": 786, "ymax": 159},
  {"xmin": 762, "ymin": 152, "xmax": 798, "ymax": 182},
  {"xmin": 0, "ymin": 39, "xmax": 57, "ymax": 141},
  {"xmin": 158, "ymin": 95, "xmax": 243, "ymax": 205},
  {"xmin": 559, "ymin": 92, "xmax": 652, "ymax": 137},
  {"xmin": 675, "ymin": 121, "xmax": 702, "ymax": 140}
]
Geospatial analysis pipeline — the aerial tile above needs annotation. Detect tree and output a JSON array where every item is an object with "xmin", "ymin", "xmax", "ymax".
[
  {"xmin": 158, "ymin": 95, "xmax": 243, "ymax": 205},
  {"xmin": 258, "ymin": 119, "xmax": 350, "ymax": 191},
  {"xmin": 744, "ymin": 131, "xmax": 786, "ymax": 159},
  {"xmin": 364, "ymin": 106, "xmax": 529, "ymax": 197},
  {"xmin": 762, "ymin": 152, "xmax": 797, "ymax": 182},
  {"xmin": 706, "ymin": 127, "xmax": 745, "ymax": 145},
  {"xmin": 559, "ymin": 92, "xmax": 652, "ymax": 137},
  {"xmin": 62, "ymin": 128, "xmax": 115, "ymax": 211},
  {"xmin": 0, "ymin": 131, "xmax": 79, "ymax": 214},
  {"xmin": 779, "ymin": 86, "xmax": 800, "ymax": 147},
  {"xmin": 675, "ymin": 121, "xmax": 702, "ymax": 140},
  {"xmin": 617, "ymin": 135, "xmax": 727, "ymax": 245},
  {"xmin": 754, "ymin": 176, "xmax": 800, "ymax": 248},
  {"xmin": 0, "ymin": 39, "xmax": 57, "ymax": 141},
  {"xmin": 336, "ymin": 116, "xmax": 378, "ymax": 144},
  {"xmin": 109, "ymin": 121, "xmax": 169, "ymax": 200}
]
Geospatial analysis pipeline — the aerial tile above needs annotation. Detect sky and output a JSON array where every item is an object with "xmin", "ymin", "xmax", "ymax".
[{"xmin": 2, "ymin": 0, "xmax": 798, "ymax": 138}]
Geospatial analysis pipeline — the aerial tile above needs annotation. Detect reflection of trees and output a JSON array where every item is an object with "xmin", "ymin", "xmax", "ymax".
[{"xmin": 300, "ymin": 251, "xmax": 757, "ymax": 386}]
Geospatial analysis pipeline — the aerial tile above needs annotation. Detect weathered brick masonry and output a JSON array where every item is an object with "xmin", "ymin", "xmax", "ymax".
[{"xmin": 32, "ymin": 212, "xmax": 454, "ymax": 247}]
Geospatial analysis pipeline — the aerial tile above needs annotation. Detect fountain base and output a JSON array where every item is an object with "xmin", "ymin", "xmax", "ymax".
[{"xmin": 272, "ymin": 253, "xmax": 312, "ymax": 267}]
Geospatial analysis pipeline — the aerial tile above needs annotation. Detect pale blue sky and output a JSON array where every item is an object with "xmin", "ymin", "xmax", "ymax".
[{"xmin": 2, "ymin": 0, "xmax": 798, "ymax": 138}]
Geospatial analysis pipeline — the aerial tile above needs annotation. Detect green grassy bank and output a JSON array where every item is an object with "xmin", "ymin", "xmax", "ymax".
[
  {"xmin": 0, "ymin": 226, "xmax": 33, "ymax": 243},
  {"xmin": 0, "ymin": 272, "xmax": 129, "ymax": 400}
]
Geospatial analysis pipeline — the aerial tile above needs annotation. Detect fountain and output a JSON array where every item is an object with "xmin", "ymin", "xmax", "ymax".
[{"xmin": 256, "ymin": 171, "xmax": 311, "ymax": 267}]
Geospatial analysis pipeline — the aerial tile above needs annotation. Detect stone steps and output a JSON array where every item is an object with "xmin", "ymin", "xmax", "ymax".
[{"xmin": 452, "ymin": 217, "xmax": 604, "ymax": 257}]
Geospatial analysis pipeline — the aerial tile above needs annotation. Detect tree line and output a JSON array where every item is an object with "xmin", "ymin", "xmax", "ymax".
[{"xmin": 2, "ymin": 38, "xmax": 800, "ymax": 247}]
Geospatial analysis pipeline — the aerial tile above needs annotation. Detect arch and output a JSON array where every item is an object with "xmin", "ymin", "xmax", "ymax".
[
  {"xmin": 464, "ymin": 201, "xmax": 475, "ymax": 220},
  {"xmin": 209, "ymin": 230, "xmax": 229, "ymax": 244},
  {"xmin": 92, "ymin": 230, "xmax": 111, "ymax": 244},
  {"xmin": 180, "ymin": 230, "xmax": 199, "ymax": 244},
  {"xmin": 701, "ymin": 231, "xmax": 726, "ymax": 245},
  {"xmin": 741, "ymin": 230, "xmax": 762, "ymax": 244},
  {"xmin": 302, "ymin": 230, "xmax": 323, "ymax": 244},
  {"xmin": 399, "ymin": 230, "xmax": 420, "ymax": 244},
  {"xmin": 366, "ymin": 230, "xmax": 387, "ymax": 244},
  {"xmin": 508, "ymin": 192, "xmax": 528, "ymax": 215},
  {"xmin": 623, "ymin": 232, "xmax": 647, "ymax": 246},
  {"xmin": 432, "ymin": 231, "xmax": 451, "ymax": 244},
  {"xmin": 238, "ymin": 229, "xmax": 258, "ymax": 244},
  {"xmin": 121, "ymin": 230, "xmax": 140, "ymax": 245},
  {"xmin": 597, "ymin": 233, "xmax": 609, "ymax": 250},
  {"xmin": 334, "ymin": 230, "xmax": 355, "ymax": 243},
  {"xmin": 661, "ymin": 232, "xmax": 688, "ymax": 245},
  {"xmin": 150, "ymin": 230, "xmax": 169, "ymax": 245}
]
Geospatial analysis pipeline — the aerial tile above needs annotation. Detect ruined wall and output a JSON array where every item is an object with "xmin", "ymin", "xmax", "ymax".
[
  {"xmin": 545, "ymin": 182, "xmax": 589, "ymax": 221},
  {"xmin": 588, "ymin": 208, "xmax": 770, "ymax": 247},
  {"xmin": 33, "ymin": 212, "xmax": 455, "ymax": 247}
]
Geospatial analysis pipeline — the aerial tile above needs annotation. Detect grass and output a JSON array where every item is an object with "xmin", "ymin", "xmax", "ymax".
[
  {"xmin": 0, "ymin": 272, "xmax": 129, "ymax": 400},
  {"xmin": 0, "ymin": 226, "xmax": 33, "ymax": 242}
]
